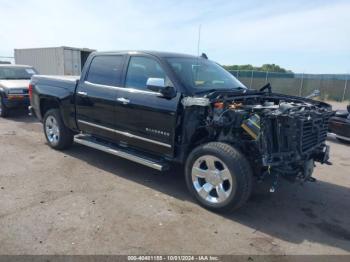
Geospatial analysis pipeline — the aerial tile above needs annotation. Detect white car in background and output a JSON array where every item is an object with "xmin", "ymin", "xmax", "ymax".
[{"xmin": 0, "ymin": 64, "xmax": 38, "ymax": 117}]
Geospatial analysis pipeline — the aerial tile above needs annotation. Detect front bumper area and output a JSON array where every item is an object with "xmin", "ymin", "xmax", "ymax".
[
  {"xmin": 313, "ymin": 144, "xmax": 330, "ymax": 164},
  {"xmin": 260, "ymin": 110, "xmax": 331, "ymax": 166}
]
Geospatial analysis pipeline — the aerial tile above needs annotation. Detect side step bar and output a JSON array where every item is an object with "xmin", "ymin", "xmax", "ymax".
[{"xmin": 74, "ymin": 134, "xmax": 168, "ymax": 171}]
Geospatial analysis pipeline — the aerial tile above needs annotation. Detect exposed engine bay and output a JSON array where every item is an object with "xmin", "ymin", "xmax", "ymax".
[{"xmin": 181, "ymin": 92, "xmax": 332, "ymax": 188}]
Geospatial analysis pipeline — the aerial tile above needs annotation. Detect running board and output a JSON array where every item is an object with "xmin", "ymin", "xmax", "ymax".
[{"xmin": 74, "ymin": 134, "xmax": 168, "ymax": 171}]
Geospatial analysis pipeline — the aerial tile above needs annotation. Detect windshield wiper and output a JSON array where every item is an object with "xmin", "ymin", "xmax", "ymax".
[
  {"xmin": 195, "ymin": 89, "xmax": 220, "ymax": 94},
  {"xmin": 196, "ymin": 87, "xmax": 248, "ymax": 97},
  {"xmin": 195, "ymin": 87, "xmax": 246, "ymax": 95},
  {"xmin": 259, "ymin": 83, "xmax": 272, "ymax": 94}
]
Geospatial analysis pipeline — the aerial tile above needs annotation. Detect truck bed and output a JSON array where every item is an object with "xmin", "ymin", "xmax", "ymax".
[
  {"xmin": 30, "ymin": 75, "xmax": 80, "ymax": 125},
  {"xmin": 31, "ymin": 75, "xmax": 79, "ymax": 97},
  {"xmin": 31, "ymin": 75, "xmax": 79, "ymax": 88}
]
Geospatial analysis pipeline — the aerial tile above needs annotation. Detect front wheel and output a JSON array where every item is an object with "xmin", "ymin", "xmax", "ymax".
[
  {"xmin": 185, "ymin": 142, "xmax": 253, "ymax": 213},
  {"xmin": 43, "ymin": 109, "xmax": 73, "ymax": 150}
]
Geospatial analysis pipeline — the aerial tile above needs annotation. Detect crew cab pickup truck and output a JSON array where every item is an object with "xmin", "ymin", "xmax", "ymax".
[
  {"xmin": 29, "ymin": 51, "xmax": 332, "ymax": 212},
  {"xmin": 0, "ymin": 64, "xmax": 38, "ymax": 117}
]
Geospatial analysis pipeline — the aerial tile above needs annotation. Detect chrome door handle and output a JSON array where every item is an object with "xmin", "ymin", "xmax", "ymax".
[
  {"xmin": 116, "ymin": 97, "xmax": 130, "ymax": 104},
  {"xmin": 77, "ymin": 91, "xmax": 88, "ymax": 96}
]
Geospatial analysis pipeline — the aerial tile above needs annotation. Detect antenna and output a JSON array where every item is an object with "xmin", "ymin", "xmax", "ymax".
[{"xmin": 197, "ymin": 24, "xmax": 201, "ymax": 57}]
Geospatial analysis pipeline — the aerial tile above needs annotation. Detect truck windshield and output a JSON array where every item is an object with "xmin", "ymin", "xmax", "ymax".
[
  {"xmin": 0, "ymin": 67, "xmax": 37, "ymax": 80},
  {"xmin": 166, "ymin": 57, "xmax": 246, "ymax": 93}
]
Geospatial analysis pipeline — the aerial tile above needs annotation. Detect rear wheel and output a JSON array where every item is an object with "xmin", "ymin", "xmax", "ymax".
[
  {"xmin": 43, "ymin": 109, "xmax": 73, "ymax": 150},
  {"xmin": 185, "ymin": 142, "xmax": 253, "ymax": 212},
  {"xmin": 0, "ymin": 94, "xmax": 9, "ymax": 118}
]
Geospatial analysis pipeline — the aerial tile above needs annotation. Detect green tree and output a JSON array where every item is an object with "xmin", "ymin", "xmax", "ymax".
[{"xmin": 223, "ymin": 64, "xmax": 292, "ymax": 73}]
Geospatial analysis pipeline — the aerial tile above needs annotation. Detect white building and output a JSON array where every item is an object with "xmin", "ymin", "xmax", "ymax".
[{"xmin": 14, "ymin": 46, "xmax": 96, "ymax": 75}]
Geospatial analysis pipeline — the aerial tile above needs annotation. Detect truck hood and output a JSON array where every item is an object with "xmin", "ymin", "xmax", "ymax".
[
  {"xmin": 0, "ymin": 79, "xmax": 30, "ymax": 90},
  {"xmin": 204, "ymin": 89, "xmax": 331, "ymax": 110}
]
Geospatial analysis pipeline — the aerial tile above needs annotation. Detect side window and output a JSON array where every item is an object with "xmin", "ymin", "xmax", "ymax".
[
  {"xmin": 125, "ymin": 56, "xmax": 168, "ymax": 90},
  {"xmin": 86, "ymin": 55, "xmax": 124, "ymax": 86}
]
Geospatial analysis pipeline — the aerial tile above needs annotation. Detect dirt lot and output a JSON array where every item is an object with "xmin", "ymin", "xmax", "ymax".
[{"xmin": 0, "ymin": 110, "xmax": 349, "ymax": 255}]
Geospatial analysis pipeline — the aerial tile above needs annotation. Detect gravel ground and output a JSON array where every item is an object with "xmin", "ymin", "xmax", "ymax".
[{"xmin": 0, "ymin": 109, "xmax": 349, "ymax": 255}]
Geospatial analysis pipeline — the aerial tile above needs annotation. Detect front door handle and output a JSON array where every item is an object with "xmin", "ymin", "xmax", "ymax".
[
  {"xmin": 116, "ymin": 97, "xmax": 130, "ymax": 104},
  {"xmin": 77, "ymin": 91, "xmax": 88, "ymax": 96}
]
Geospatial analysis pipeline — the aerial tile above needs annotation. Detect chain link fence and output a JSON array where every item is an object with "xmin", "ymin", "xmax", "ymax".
[{"xmin": 229, "ymin": 70, "xmax": 350, "ymax": 102}]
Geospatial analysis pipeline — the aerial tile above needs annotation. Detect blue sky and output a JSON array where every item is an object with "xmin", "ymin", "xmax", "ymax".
[{"xmin": 0, "ymin": 0, "xmax": 349, "ymax": 73}]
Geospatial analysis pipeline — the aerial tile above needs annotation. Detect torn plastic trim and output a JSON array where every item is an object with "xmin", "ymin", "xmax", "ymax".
[{"xmin": 181, "ymin": 96, "xmax": 210, "ymax": 107}]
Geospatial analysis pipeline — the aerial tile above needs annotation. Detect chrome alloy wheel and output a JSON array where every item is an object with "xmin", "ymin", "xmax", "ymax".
[
  {"xmin": 191, "ymin": 155, "xmax": 234, "ymax": 204},
  {"xmin": 45, "ymin": 115, "xmax": 60, "ymax": 146}
]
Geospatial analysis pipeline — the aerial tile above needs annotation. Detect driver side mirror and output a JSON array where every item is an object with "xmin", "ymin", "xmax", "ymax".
[{"xmin": 146, "ymin": 78, "xmax": 176, "ymax": 98}]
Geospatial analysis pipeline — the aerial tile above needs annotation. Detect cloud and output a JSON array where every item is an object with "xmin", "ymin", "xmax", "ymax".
[
  {"xmin": 0, "ymin": 0, "xmax": 349, "ymax": 73},
  {"xmin": 202, "ymin": 1, "xmax": 350, "ymax": 52}
]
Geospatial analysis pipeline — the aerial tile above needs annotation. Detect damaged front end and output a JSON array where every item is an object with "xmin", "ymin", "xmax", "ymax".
[
  {"xmin": 257, "ymin": 99, "xmax": 332, "ymax": 188},
  {"xmin": 184, "ymin": 90, "xmax": 332, "ymax": 188}
]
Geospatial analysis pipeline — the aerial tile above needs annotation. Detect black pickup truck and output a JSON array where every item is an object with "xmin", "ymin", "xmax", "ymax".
[{"xmin": 29, "ymin": 51, "xmax": 332, "ymax": 212}]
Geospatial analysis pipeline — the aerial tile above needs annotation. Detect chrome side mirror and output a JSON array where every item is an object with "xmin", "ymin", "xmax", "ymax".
[
  {"xmin": 146, "ymin": 78, "xmax": 176, "ymax": 98},
  {"xmin": 146, "ymin": 78, "xmax": 165, "ymax": 91}
]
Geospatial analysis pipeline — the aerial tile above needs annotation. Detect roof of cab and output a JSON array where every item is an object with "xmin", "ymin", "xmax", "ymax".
[{"xmin": 94, "ymin": 50, "xmax": 199, "ymax": 59}]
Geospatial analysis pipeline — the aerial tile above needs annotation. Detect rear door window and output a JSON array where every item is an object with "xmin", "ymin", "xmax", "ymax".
[{"xmin": 86, "ymin": 55, "xmax": 124, "ymax": 86}]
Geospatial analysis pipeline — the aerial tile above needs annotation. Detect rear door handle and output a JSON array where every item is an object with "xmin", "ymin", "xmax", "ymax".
[
  {"xmin": 116, "ymin": 97, "xmax": 130, "ymax": 104},
  {"xmin": 77, "ymin": 91, "xmax": 88, "ymax": 96}
]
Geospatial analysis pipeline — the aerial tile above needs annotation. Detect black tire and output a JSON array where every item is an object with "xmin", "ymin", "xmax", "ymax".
[
  {"xmin": 336, "ymin": 137, "xmax": 350, "ymax": 144},
  {"xmin": 0, "ymin": 94, "xmax": 9, "ymax": 118},
  {"xmin": 43, "ymin": 109, "xmax": 73, "ymax": 150},
  {"xmin": 185, "ymin": 142, "xmax": 253, "ymax": 213}
]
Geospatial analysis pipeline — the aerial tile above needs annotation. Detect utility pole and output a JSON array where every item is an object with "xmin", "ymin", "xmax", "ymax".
[{"xmin": 197, "ymin": 24, "xmax": 201, "ymax": 57}]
